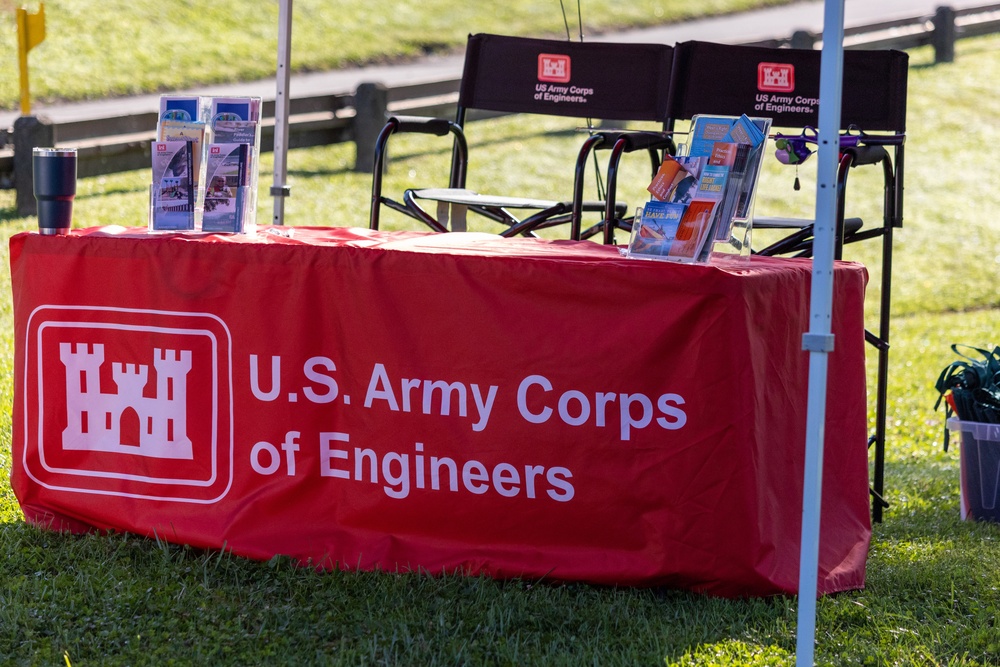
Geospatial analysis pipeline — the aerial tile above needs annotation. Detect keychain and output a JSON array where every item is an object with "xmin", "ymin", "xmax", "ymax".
[{"xmin": 773, "ymin": 126, "xmax": 863, "ymax": 190}]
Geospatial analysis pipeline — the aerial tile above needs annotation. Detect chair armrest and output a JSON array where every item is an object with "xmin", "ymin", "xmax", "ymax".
[
  {"xmin": 845, "ymin": 144, "xmax": 888, "ymax": 167},
  {"xmin": 755, "ymin": 216, "xmax": 863, "ymax": 234},
  {"xmin": 376, "ymin": 116, "xmax": 468, "ymax": 179},
  {"xmin": 387, "ymin": 115, "xmax": 456, "ymax": 137},
  {"xmin": 598, "ymin": 132, "xmax": 675, "ymax": 244},
  {"xmin": 598, "ymin": 130, "xmax": 673, "ymax": 153},
  {"xmin": 370, "ymin": 116, "xmax": 468, "ymax": 229},
  {"xmin": 753, "ymin": 216, "xmax": 812, "ymax": 230}
]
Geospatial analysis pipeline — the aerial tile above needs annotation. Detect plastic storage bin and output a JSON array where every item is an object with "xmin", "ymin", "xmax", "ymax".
[{"xmin": 947, "ymin": 418, "xmax": 1000, "ymax": 522}]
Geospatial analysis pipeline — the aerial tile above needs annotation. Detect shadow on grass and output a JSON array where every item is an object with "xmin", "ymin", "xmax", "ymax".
[
  {"xmin": 76, "ymin": 183, "xmax": 150, "ymax": 201},
  {"xmin": 0, "ymin": 515, "xmax": 798, "ymax": 663},
  {"xmin": 0, "ymin": 515, "xmax": 787, "ymax": 658},
  {"xmin": 0, "ymin": 202, "xmax": 28, "ymax": 224},
  {"xmin": 6, "ymin": 511, "xmax": 995, "ymax": 664},
  {"xmin": 0, "ymin": 181, "xmax": 147, "ymax": 223}
]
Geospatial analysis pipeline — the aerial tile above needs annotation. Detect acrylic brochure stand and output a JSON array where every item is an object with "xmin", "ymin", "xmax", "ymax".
[
  {"xmin": 627, "ymin": 114, "xmax": 771, "ymax": 264},
  {"xmin": 149, "ymin": 95, "xmax": 261, "ymax": 234}
]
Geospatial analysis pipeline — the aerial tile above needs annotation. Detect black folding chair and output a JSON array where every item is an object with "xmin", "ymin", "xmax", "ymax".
[
  {"xmin": 369, "ymin": 33, "xmax": 674, "ymax": 240},
  {"xmin": 667, "ymin": 40, "xmax": 909, "ymax": 521}
]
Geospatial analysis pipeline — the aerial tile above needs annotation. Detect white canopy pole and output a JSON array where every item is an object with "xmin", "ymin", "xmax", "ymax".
[
  {"xmin": 271, "ymin": 0, "xmax": 293, "ymax": 225},
  {"xmin": 795, "ymin": 0, "xmax": 846, "ymax": 665}
]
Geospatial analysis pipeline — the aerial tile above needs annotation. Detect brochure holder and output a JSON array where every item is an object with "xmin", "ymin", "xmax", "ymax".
[
  {"xmin": 149, "ymin": 95, "xmax": 261, "ymax": 234},
  {"xmin": 627, "ymin": 114, "xmax": 771, "ymax": 264}
]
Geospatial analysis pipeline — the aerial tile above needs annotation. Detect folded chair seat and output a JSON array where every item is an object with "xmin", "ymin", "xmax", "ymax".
[{"xmin": 403, "ymin": 188, "xmax": 628, "ymax": 237}]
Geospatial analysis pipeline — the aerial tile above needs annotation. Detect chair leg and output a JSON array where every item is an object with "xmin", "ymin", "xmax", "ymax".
[
  {"xmin": 369, "ymin": 120, "xmax": 402, "ymax": 230},
  {"xmin": 401, "ymin": 191, "xmax": 450, "ymax": 233},
  {"xmin": 571, "ymin": 134, "xmax": 608, "ymax": 241},
  {"xmin": 871, "ymin": 218, "xmax": 895, "ymax": 523},
  {"xmin": 602, "ymin": 138, "xmax": 629, "ymax": 245}
]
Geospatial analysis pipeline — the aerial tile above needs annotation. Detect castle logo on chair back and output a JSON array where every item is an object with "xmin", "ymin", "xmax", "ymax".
[
  {"xmin": 757, "ymin": 62, "xmax": 795, "ymax": 93},
  {"xmin": 538, "ymin": 53, "xmax": 571, "ymax": 83}
]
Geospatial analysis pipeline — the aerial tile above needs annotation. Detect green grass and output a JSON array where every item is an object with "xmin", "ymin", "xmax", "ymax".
[
  {"xmin": 1, "ymin": 26, "xmax": 1000, "ymax": 667},
  {"xmin": 0, "ymin": 0, "xmax": 794, "ymax": 109}
]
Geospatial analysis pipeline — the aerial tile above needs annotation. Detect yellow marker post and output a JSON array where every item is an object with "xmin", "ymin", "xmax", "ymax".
[{"xmin": 17, "ymin": 2, "xmax": 47, "ymax": 116}]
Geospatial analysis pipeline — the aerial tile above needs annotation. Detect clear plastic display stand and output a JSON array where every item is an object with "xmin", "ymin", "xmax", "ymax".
[
  {"xmin": 149, "ymin": 95, "xmax": 261, "ymax": 234},
  {"xmin": 626, "ymin": 114, "xmax": 772, "ymax": 265}
]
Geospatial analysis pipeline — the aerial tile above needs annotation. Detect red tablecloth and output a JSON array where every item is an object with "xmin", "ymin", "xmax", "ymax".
[{"xmin": 10, "ymin": 226, "xmax": 871, "ymax": 596}]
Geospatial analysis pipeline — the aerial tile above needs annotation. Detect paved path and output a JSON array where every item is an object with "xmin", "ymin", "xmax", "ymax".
[{"xmin": 0, "ymin": 0, "xmax": 989, "ymax": 130}]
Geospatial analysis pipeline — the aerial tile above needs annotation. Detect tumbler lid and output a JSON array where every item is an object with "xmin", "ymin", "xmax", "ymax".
[{"xmin": 32, "ymin": 147, "xmax": 77, "ymax": 157}]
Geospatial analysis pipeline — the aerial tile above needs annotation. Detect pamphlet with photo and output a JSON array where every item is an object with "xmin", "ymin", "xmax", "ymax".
[
  {"xmin": 158, "ymin": 96, "xmax": 203, "ymax": 124},
  {"xmin": 158, "ymin": 120, "xmax": 208, "ymax": 191},
  {"xmin": 626, "ymin": 201, "xmax": 686, "ymax": 259},
  {"xmin": 202, "ymin": 143, "xmax": 251, "ymax": 233},
  {"xmin": 150, "ymin": 140, "xmax": 195, "ymax": 231}
]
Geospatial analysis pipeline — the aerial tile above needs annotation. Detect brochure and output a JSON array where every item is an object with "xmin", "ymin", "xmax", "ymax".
[
  {"xmin": 697, "ymin": 162, "xmax": 729, "ymax": 199},
  {"xmin": 709, "ymin": 142, "xmax": 752, "ymax": 241},
  {"xmin": 669, "ymin": 199, "xmax": 719, "ymax": 262},
  {"xmin": 209, "ymin": 98, "xmax": 261, "ymax": 233},
  {"xmin": 150, "ymin": 140, "xmax": 195, "ymax": 231},
  {"xmin": 688, "ymin": 117, "xmax": 736, "ymax": 157},
  {"xmin": 627, "ymin": 201, "xmax": 686, "ymax": 258},
  {"xmin": 159, "ymin": 96, "xmax": 203, "ymax": 124},
  {"xmin": 158, "ymin": 120, "xmax": 208, "ymax": 191},
  {"xmin": 212, "ymin": 120, "xmax": 258, "ymax": 145},
  {"xmin": 647, "ymin": 155, "xmax": 706, "ymax": 205},
  {"xmin": 210, "ymin": 97, "xmax": 261, "ymax": 126},
  {"xmin": 728, "ymin": 114, "xmax": 766, "ymax": 148},
  {"xmin": 203, "ymin": 143, "xmax": 251, "ymax": 233},
  {"xmin": 647, "ymin": 155, "xmax": 688, "ymax": 202}
]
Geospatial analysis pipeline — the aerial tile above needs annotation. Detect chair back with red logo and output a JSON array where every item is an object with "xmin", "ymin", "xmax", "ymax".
[
  {"xmin": 369, "ymin": 34, "xmax": 674, "ymax": 240},
  {"xmin": 457, "ymin": 34, "xmax": 671, "ymax": 123},
  {"xmin": 667, "ymin": 40, "xmax": 907, "ymax": 133}
]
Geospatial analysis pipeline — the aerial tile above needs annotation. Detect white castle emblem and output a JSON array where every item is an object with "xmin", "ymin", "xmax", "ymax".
[
  {"xmin": 60, "ymin": 342, "xmax": 193, "ymax": 459},
  {"xmin": 760, "ymin": 65, "xmax": 792, "ymax": 90},
  {"xmin": 541, "ymin": 57, "xmax": 567, "ymax": 80}
]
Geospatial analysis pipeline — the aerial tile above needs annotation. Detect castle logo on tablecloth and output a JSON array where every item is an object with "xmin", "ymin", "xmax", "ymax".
[{"xmin": 60, "ymin": 342, "xmax": 193, "ymax": 459}]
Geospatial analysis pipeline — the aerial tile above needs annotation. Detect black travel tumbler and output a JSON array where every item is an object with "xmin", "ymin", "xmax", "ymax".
[{"xmin": 32, "ymin": 147, "xmax": 78, "ymax": 235}]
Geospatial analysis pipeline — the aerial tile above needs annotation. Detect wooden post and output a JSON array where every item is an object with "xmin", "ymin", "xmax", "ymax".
[
  {"xmin": 14, "ymin": 115, "xmax": 54, "ymax": 216},
  {"xmin": 932, "ymin": 6, "xmax": 956, "ymax": 64},
  {"xmin": 791, "ymin": 30, "xmax": 816, "ymax": 50},
  {"xmin": 353, "ymin": 82, "xmax": 389, "ymax": 173}
]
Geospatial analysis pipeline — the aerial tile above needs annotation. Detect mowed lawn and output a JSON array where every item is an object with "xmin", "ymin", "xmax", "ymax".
[{"xmin": 0, "ymin": 12, "xmax": 999, "ymax": 667}]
